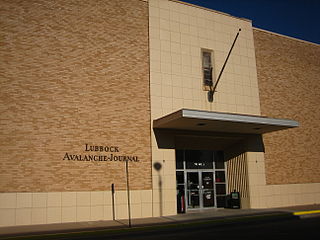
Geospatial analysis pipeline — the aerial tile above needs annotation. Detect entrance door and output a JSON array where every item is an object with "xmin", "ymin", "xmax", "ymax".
[
  {"xmin": 176, "ymin": 150, "xmax": 226, "ymax": 211},
  {"xmin": 186, "ymin": 172, "xmax": 200, "ymax": 208},
  {"xmin": 186, "ymin": 171, "xmax": 214, "ymax": 209},
  {"xmin": 202, "ymin": 172, "xmax": 215, "ymax": 208}
]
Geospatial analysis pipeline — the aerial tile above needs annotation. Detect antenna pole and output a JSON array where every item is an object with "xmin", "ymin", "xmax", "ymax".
[{"xmin": 211, "ymin": 28, "xmax": 241, "ymax": 94}]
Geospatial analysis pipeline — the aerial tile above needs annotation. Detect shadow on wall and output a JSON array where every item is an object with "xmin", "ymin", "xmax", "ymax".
[
  {"xmin": 224, "ymin": 134, "xmax": 265, "ymax": 160},
  {"xmin": 153, "ymin": 162, "xmax": 163, "ymax": 216},
  {"xmin": 224, "ymin": 135, "xmax": 265, "ymax": 209}
]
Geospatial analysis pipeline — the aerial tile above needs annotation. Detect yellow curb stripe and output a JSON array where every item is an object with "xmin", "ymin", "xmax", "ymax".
[{"xmin": 293, "ymin": 210, "xmax": 320, "ymax": 216}]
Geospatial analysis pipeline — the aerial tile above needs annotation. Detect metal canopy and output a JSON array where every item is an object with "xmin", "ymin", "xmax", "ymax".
[{"xmin": 153, "ymin": 109, "xmax": 299, "ymax": 134}]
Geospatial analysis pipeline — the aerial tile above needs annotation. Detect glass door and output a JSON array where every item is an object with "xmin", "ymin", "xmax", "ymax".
[
  {"xmin": 186, "ymin": 172, "xmax": 200, "ymax": 208},
  {"xmin": 186, "ymin": 171, "xmax": 215, "ymax": 209},
  {"xmin": 202, "ymin": 172, "xmax": 215, "ymax": 208}
]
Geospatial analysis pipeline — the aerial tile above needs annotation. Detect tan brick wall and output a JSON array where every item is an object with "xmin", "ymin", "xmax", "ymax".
[
  {"xmin": 254, "ymin": 29, "xmax": 320, "ymax": 185},
  {"xmin": 0, "ymin": 0, "xmax": 151, "ymax": 192}
]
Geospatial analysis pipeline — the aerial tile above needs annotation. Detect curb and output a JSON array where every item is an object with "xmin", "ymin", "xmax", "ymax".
[{"xmin": 0, "ymin": 212, "xmax": 297, "ymax": 240}]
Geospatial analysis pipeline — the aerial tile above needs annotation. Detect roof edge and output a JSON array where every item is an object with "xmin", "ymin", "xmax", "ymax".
[
  {"xmin": 253, "ymin": 27, "xmax": 320, "ymax": 47},
  {"xmin": 181, "ymin": 109, "xmax": 299, "ymax": 128}
]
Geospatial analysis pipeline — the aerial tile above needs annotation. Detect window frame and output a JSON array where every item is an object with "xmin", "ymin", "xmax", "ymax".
[{"xmin": 201, "ymin": 49, "xmax": 215, "ymax": 90}]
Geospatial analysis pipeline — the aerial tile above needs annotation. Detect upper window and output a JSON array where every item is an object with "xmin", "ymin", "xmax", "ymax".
[{"xmin": 202, "ymin": 50, "xmax": 214, "ymax": 88}]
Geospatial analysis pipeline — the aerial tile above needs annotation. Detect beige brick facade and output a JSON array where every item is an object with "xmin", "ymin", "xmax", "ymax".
[
  {"xmin": 0, "ymin": 0, "xmax": 151, "ymax": 192},
  {"xmin": 254, "ymin": 29, "xmax": 320, "ymax": 185},
  {"xmin": 1, "ymin": 0, "xmax": 319, "ymax": 228}
]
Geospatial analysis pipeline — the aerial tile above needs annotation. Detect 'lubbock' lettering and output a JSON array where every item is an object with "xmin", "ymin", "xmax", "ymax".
[{"xmin": 85, "ymin": 143, "xmax": 119, "ymax": 152}]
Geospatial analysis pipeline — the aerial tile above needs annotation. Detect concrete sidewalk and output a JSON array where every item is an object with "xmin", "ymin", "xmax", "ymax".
[{"xmin": 0, "ymin": 204, "xmax": 319, "ymax": 239}]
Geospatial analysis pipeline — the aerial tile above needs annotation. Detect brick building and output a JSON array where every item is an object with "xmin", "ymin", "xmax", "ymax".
[{"xmin": 0, "ymin": 0, "xmax": 319, "ymax": 227}]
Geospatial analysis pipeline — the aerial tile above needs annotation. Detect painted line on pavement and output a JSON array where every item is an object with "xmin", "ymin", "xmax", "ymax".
[{"xmin": 293, "ymin": 210, "xmax": 320, "ymax": 216}]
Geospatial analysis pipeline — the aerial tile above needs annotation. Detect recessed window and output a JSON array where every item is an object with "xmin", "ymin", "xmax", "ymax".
[{"xmin": 202, "ymin": 50, "xmax": 214, "ymax": 88}]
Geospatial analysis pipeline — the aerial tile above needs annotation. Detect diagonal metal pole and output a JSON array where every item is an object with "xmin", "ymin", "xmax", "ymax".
[{"xmin": 211, "ymin": 28, "xmax": 241, "ymax": 94}]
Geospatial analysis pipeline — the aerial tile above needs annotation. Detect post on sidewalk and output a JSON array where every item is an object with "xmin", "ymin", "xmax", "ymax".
[
  {"xmin": 111, "ymin": 183, "xmax": 115, "ymax": 220},
  {"xmin": 125, "ymin": 160, "xmax": 132, "ymax": 228}
]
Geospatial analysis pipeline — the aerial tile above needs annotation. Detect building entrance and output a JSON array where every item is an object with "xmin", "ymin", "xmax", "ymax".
[{"xmin": 176, "ymin": 150, "xmax": 227, "ymax": 211}]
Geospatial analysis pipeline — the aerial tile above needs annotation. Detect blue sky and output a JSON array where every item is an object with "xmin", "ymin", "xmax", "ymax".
[{"xmin": 181, "ymin": 0, "xmax": 320, "ymax": 44}]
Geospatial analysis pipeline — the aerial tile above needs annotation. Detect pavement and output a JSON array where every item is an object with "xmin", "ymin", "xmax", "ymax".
[{"xmin": 0, "ymin": 204, "xmax": 320, "ymax": 239}]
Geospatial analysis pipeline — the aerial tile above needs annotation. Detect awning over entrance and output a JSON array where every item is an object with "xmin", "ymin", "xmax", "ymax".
[{"xmin": 153, "ymin": 109, "xmax": 299, "ymax": 134}]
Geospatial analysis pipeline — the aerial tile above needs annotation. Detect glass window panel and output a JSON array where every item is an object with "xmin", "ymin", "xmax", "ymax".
[
  {"xmin": 185, "ymin": 150, "xmax": 213, "ymax": 169},
  {"xmin": 203, "ymin": 68, "xmax": 213, "ymax": 86},
  {"xmin": 176, "ymin": 171, "xmax": 184, "ymax": 184},
  {"xmin": 185, "ymin": 150, "xmax": 198, "ymax": 169},
  {"xmin": 187, "ymin": 172, "xmax": 199, "ymax": 190},
  {"xmin": 177, "ymin": 184, "xmax": 185, "ymax": 193},
  {"xmin": 202, "ymin": 52, "xmax": 211, "ymax": 68},
  {"xmin": 202, "ymin": 172, "xmax": 214, "ymax": 189},
  {"xmin": 203, "ymin": 190, "xmax": 214, "ymax": 207},
  {"xmin": 185, "ymin": 159, "xmax": 198, "ymax": 169},
  {"xmin": 216, "ymin": 196, "xmax": 226, "ymax": 208},
  {"xmin": 215, "ymin": 171, "xmax": 225, "ymax": 183},
  {"xmin": 214, "ymin": 151, "xmax": 225, "ymax": 169},
  {"xmin": 198, "ymin": 150, "xmax": 213, "ymax": 169},
  {"xmin": 187, "ymin": 172, "xmax": 200, "ymax": 208},
  {"xmin": 189, "ymin": 193, "xmax": 200, "ymax": 208},
  {"xmin": 216, "ymin": 184, "xmax": 226, "ymax": 195}
]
